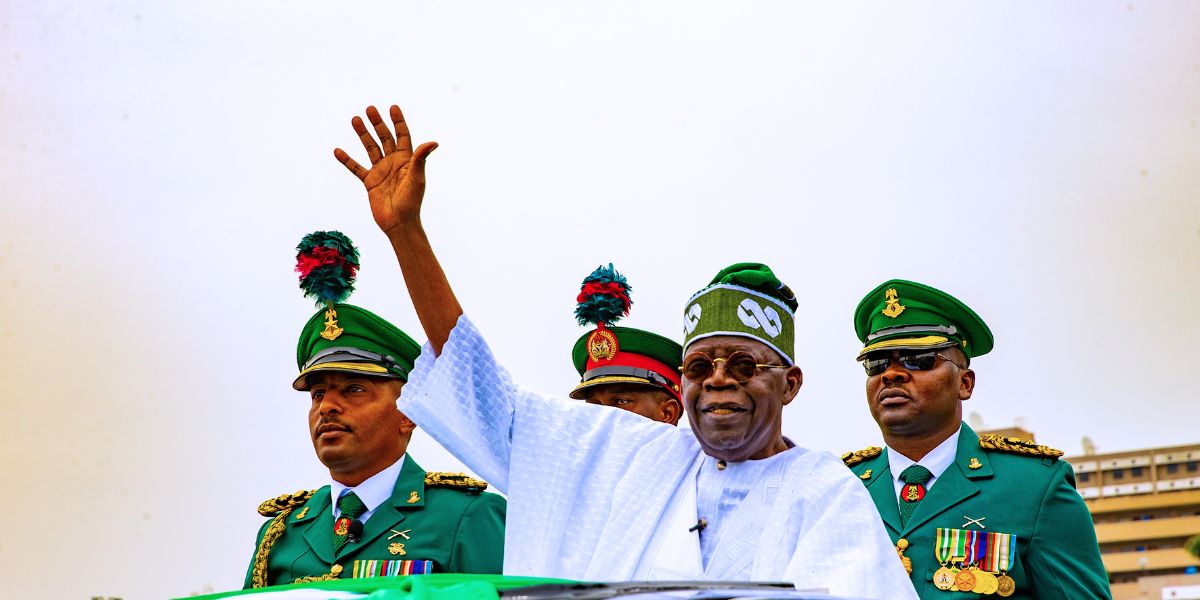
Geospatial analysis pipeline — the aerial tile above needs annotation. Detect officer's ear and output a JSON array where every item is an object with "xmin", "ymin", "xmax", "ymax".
[
  {"xmin": 659, "ymin": 394, "xmax": 682, "ymax": 425},
  {"xmin": 947, "ymin": 347, "xmax": 974, "ymax": 401},
  {"xmin": 398, "ymin": 411, "xmax": 417, "ymax": 435},
  {"xmin": 958, "ymin": 368, "xmax": 975, "ymax": 401}
]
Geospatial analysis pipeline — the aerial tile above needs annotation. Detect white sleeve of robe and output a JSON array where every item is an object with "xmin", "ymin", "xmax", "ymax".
[
  {"xmin": 398, "ymin": 315, "xmax": 701, "ymax": 580},
  {"xmin": 400, "ymin": 315, "xmax": 917, "ymax": 600},
  {"xmin": 763, "ymin": 452, "xmax": 919, "ymax": 600}
]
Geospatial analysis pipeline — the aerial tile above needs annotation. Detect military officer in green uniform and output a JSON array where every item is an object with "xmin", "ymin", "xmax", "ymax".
[
  {"xmin": 569, "ymin": 264, "xmax": 684, "ymax": 425},
  {"xmin": 843, "ymin": 279, "xmax": 1110, "ymax": 599},
  {"xmin": 243, "ymin": 231, "xmax": 506, "ymax": 588}
]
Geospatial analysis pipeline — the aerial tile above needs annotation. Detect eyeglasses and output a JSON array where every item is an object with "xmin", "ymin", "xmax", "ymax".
[
  {"xmin": 862, "ymin": 351, "xmax": 964, "ymax": 376},
  {"xmin": 680, "ymin": 351, "xmax": 789, "ymax": 382}
]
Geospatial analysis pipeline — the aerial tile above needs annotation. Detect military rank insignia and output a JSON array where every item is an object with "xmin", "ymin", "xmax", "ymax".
[
  {"xmin": 933, "ymin": 528, "xmax": 1017, "ymax": 596},
  {"xmin": 351, "ymin": 559, "xmax": 433, "ymax": 578}
]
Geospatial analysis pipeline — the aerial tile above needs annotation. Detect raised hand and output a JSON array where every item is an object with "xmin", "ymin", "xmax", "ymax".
[
  {"xmin": 334, "ymin": 105, "xmax": 438, "ymax": 235},
  {"xmin": 332, "ymin": 104, "xmax": 461, "ymax": 353}
]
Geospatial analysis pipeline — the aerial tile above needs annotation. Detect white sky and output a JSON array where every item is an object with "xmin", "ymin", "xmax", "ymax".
[{"xmin": 1, "ymin": 2, "xmax": 1198, "ymax": 598}]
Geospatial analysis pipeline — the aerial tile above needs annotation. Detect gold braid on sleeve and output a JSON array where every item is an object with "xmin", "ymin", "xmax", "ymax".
[
  {"xmin": 250, "ymin": 508, "xmax": 293, "ymax": 588},
  {"xmin": 293, "ymin": 564, "xmax": 344, "ymax": 584}
]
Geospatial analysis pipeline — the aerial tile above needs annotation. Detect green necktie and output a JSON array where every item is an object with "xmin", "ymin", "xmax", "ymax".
[
  {"xmin": 898, "ymin": 465, "xmax": 933, "ymax": 528},
  {"xmin": 333, "ymin": 491, "xmax": 368, "ymax": 555}
]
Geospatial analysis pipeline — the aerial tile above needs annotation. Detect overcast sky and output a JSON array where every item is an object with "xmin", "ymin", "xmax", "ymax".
[{"xmin": 2, "ymin": 2, "xmax": 1198, "ymax": 598}]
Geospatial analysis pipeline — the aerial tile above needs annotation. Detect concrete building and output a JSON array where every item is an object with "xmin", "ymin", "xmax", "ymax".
[{"xmin": 1063, "ymin": 442, "xmax": 1200, "ymax": 599}]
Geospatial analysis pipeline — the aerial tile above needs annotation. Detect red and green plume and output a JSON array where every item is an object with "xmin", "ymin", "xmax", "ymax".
[
  {"xmin": 575, "ymin": 263, "xmax": 632, "ymax": 327},
  {"xmin": 295, "ymin": 231, "xmax": 360, "ymax": 306}
]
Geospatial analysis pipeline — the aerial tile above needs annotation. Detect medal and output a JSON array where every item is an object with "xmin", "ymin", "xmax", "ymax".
[
  {"xmin": 974, "ymin": 568, "xmax": 998, "ymax": 595},
  {"xmin": 932, "ymin": 565, "xmax": 956, "ymax": 590},
  {"xmin": 996, "ymin": 573, "xmax": 1016, "ymax": 597},
  {"xmin": 954, "ymin": 567, "xmax": 977, "ymax": 592},
  {"xmin": 986, "ymin": 531, "xmax": 1018, "ymax": 597},
  {"xmin": 933, "ymin": 529, "xmax": 965, "ymax": 590}
]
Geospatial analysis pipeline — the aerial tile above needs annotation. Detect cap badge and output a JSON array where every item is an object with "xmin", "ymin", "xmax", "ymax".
[
  {"xmin": 587, "ymin": 328, "xmax": 619, "ymax": 362},
  {"xmin": 882, "ymin": 288, "xmax": 906, "ymax": 318},
  {"xmin": 320, "ymin": 306, "xmax": 344, "ymax": 341}
]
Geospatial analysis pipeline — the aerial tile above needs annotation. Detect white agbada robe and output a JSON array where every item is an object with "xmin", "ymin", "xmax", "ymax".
[{"xmin": 399, "ymin": 316, "xmax": 917, "ymax": 600}]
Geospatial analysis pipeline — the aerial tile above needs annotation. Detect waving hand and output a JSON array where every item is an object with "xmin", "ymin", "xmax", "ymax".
[{"xmin": 333, "ymin": 105, "xmax": 439, "ymax": 235}]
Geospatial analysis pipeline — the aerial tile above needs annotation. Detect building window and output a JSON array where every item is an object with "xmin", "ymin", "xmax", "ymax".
[
  {"xmin": 1113, "ymin": 469, "xmax": 1125, "ymax": 479},
  {"xmin": 1168, "ymin": 464, "xmax": 1179, "ymax": 474},
  {"xmin": 1188, "ymin": 462, "xmax": 1198, "ymax": 472},
  {"xmin": 1131, "ymin": 466, "xmax": 1143, "ymax": 477},
  {"xmin": 1079, "ymin": 472, "xmax": 1090, "ymax": 483}
]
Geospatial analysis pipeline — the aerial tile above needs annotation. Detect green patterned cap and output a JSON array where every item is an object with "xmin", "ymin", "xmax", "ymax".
[
  {"xmin": 682, "ymin": 263, "xmax": 797, "ymax": 365},
  {"xmin": 293, "ymin": 303, "xmax": 422, "ymax": 390},
  {"xmin": 854, "ymin": 279, "xmax": 993, "ymax": 361}
]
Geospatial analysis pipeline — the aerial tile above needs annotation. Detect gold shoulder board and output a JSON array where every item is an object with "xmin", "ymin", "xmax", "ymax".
[
  {"xmin": 424, "ymin": 472, "xmax": 489, "ymax": 493},
  {"xmin": 257, "ymin": 489, "xmax": 317, "ymax": 517},
  {"xmin": 842, "ymin": 446, "xmax": 883, "ymax": 467},
  {"xmin": 978, "ymin": 434, "xmax": 1064, "ymax": 459}
]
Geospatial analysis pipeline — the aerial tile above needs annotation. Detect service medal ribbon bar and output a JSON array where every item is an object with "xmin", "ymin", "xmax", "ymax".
[{"xmin": 934, "ymin": 528, "xmax": 1018, "ymax": 596}]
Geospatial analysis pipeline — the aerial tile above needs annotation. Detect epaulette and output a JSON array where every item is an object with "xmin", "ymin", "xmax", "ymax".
[
  {"xmin": 424, "ymin": 472, "xmax": 488, "ymax": 493},
  {"xmin": 978, "ymin": 434, "xmax": 1064, "ymax": 459},
  {"xmin": 841, "ymin": 446, "xmax": 883, "ymax": 467},
  {"xmin": 257, "ymin": 489, "xmax": 317, "ymax": 517}
]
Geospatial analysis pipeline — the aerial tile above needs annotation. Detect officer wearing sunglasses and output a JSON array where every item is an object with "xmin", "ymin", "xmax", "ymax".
[{"xmin": 842, "ymin": 280, "xmax": 1110, "ymax": 599}]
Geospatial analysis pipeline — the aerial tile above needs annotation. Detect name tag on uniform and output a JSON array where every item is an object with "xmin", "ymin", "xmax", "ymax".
[{"xmin": 351, "ymin": 559, "xmax": 434, "ymax": 578}]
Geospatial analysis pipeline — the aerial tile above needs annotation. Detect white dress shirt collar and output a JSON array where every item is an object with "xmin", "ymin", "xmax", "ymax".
[
  {"xmin": 329, "ymin": 454, "xmax": 406, "ymax": 523},
  {"xmin": 887, "ymin": 428, "xmax": 960, "ymax": 497}
]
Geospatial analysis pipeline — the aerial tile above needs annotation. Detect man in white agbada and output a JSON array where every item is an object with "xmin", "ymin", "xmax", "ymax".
[{"xmin": 332, "ymin": 104, "xmax": 918, "ymax": 600}]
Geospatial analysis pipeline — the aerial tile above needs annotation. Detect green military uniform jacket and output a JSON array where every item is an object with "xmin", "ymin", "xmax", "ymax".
[
  {"xmin": 845, "ymin": 423, "xmax": 1110, "ymax": 599},
  {"xmin": 243, "ymin": 456, "xmax": 505, "ymax": 588}
]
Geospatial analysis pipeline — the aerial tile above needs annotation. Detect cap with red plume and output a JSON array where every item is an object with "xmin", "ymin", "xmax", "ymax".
[{"xmin": 569, "ymin": 264, "xmax": 682, "ymax": 403}]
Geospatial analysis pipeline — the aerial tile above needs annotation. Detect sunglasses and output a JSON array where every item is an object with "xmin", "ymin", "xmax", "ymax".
[
  {"xmin": 680, "ymin": 351, "xmax": 789, "ymax": 382},
  {"xmin": 862, "ymin": 351, "xmax": 964, "ymax": 376}
]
